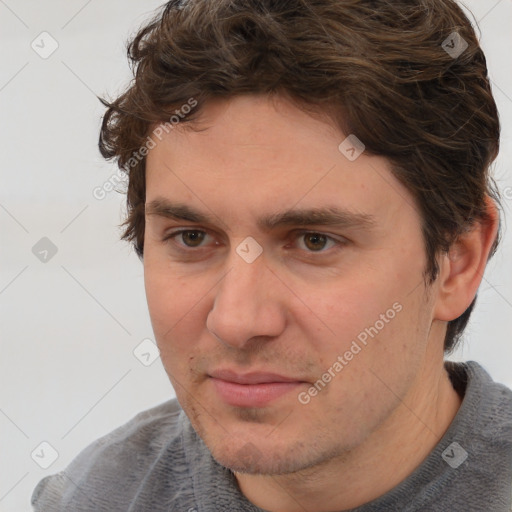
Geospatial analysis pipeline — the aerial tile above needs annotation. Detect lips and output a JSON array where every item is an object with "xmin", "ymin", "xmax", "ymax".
[
  {"xmin": 209, "ymin": 369, "xmax": 301, "ymax": 384},
  {"xmin": 209, "ymin": 369, "xmax": 306, "ymax": 407}
]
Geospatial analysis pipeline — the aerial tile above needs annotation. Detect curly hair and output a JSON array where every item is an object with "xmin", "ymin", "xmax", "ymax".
[{"xmin": 98, "ymin": 0, "xmax": 501, "ymax": 353}]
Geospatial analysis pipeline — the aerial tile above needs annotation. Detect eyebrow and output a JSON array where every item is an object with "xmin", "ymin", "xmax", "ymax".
[{"xmin": 145, "ymin": 198, "xmax": 376, "ymax": 232}]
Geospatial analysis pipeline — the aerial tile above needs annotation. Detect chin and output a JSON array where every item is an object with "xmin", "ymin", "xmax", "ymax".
[
  {"xmin": 212, "ymin": 448, "xmax": 300, "ymax": 475},
  {"xmin": 206, "ymin": 433, "xmax": 330, "ymax": 476}
]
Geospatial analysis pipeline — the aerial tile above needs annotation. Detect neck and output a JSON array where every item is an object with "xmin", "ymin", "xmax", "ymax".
[{"xmin": 235, "ymin": 358, "xmax": 462, "ymax": 512}]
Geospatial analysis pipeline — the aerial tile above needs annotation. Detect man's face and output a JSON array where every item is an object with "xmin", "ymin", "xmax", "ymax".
[{"xmin": 144, "ymin": 94, "xmax": 440, "ymax": 474}]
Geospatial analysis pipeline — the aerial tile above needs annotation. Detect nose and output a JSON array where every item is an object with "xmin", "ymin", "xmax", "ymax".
[{"xmin": 206, "ymin": 251, "xmax": 286, "ymax": 349}]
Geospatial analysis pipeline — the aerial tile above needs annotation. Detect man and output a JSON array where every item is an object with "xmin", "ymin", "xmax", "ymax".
[{"xmin": 32, "ymin": 0, "xmax": 511, "ymax": 510}]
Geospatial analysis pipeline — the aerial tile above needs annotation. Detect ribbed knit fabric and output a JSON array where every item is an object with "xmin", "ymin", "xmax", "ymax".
[{"xmin": 31, "ymin": 361, "xmax": 512, "ymax": 511}]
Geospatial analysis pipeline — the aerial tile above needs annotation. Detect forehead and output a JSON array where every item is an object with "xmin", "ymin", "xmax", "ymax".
[
  {"xmin": 145, "ymin": 94, "xmax": 419, "ymax": 230},
  {"xmin": 152, "ymin": 95, "xmax": 342, "ymax": 168}
]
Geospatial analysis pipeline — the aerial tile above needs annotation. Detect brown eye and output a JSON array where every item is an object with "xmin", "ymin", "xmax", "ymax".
[
  {"xmin": 303, "ymin": 233, "xmax": 329, "ymax": 251},
  {"xmin": 180, "ymin": 230, "xmax": 206, "ymax": 247}
]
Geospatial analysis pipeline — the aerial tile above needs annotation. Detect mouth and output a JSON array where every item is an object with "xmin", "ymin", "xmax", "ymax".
[{"xmin": 208, "ymin": 369, "xmax": 307, "ymax": 407}]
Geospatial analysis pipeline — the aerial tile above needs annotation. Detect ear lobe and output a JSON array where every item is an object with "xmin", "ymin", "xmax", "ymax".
[{"xmin": 433, "ymin": 197, "xmax": 499, "ymax": 322}]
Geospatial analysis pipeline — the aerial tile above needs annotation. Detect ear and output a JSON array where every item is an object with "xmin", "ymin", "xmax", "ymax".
[{"xmin": 433, "ymin": 196, "xmax": 499, "ymax": 322}]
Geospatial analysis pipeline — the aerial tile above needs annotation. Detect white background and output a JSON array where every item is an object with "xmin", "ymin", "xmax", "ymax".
[{"xmin": 1, "ymin": 1, "xmax": 511, "ymax": 510}]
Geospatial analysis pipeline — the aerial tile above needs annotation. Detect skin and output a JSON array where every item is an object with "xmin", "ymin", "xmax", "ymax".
[{"xmin": 143, "ymin": 94, "xmax": 498, "ymax": 512}]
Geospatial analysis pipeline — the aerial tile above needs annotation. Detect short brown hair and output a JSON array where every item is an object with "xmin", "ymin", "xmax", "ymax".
[{"xmin": 98, "ymin": 0, "xmax": 501, "ymax": 353}]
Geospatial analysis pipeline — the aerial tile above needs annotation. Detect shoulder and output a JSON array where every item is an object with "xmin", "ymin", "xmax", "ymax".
[
  {"xmin": 466, "ymin": 360, "xmax": 512, "ymax": 437},
  {"xmin": 450, "ymin": 360, "xmax": 512, "ymax": 408},
  {"xmin": 31, "ymin": 399, "xmax": 186, "ymax": 511},
  {"xmin": 447, "ymin": 360, "xmax": 512, "ymax": 431},
  {"xmin": 442, "ymin": 360, "xmax": 512, "ymax": 510}
]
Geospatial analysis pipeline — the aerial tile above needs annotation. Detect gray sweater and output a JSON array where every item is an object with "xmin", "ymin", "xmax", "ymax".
[{"xmin": 32, "ymin": 361, "xmax": 512, "ymax": 511}]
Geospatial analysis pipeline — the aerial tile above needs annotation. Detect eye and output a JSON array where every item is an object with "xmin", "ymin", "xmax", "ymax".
[
  {"xmin": 294, "ymin": 231, "xmax": 342, "ymax": 252},
  {"xmin": 162, "ymin": 229, "xmax": 345, "ymax": 255},
  {"xmin": 163, "ymin": 229, "xmax": 211, "ymax": 248}
]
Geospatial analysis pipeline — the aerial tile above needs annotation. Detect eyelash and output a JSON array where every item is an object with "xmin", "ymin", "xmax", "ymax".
[{"xmin": 161, "ymin": 229, "xmax": 345, "ymax": 255}]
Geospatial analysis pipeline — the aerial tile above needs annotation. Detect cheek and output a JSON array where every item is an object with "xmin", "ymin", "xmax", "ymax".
[
  {"xmin": 143, "ymin": 263, "xmax": 213, "ymax": 375},
  {"xmin": 144, "ymin": 264, "xmax": 199, "ymax": 342},
  {"xmin": 144, "ymin": 269, "xmax": 174, "ymax": 331},
  {"xmin": 144, "ymin": 247, "xmax": 192, "ymax": 317},
  {"xmin": 297, "ymin": 270, "xmax": 424, "ymax": 382},
  {"xmin": 296, "ymin": 278, "xmax": 393, "ymax": 348}
]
